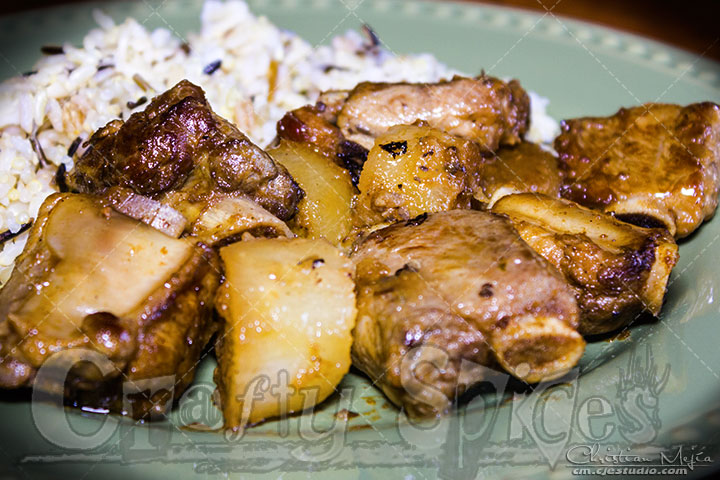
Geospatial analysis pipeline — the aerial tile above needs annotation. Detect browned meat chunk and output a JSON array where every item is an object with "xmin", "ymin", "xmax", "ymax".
[
  {"xmin": 336, "ymin": 75, "xmax": 530, "ymax": 151},
  {"xmin": 351, "ymin": 210, "xmax": 584, "ymax": 418},
  {"xmin": 493, "ymin": 193, "xmax": 679, "ymax": 335},
  {"xmin": 67, "ymin": 80, "xmax": 303, "ymax": 224},
  {"xmin": 473, "ymin": 141, "xmax": 562, "ymax": 206},
  {"xmin": 278, "ymin": 103, "xmax": 344, "ymax": 155},
  {"xmin": 555, "ymin": 102, "xmax": 720, "ymax": 238},
  {"xmin": 0, "ymin": 193, "xmax": 220, "ymax": 418}
]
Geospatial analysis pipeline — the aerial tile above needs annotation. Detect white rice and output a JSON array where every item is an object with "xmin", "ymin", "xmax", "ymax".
[{"xmin": 0, "ymin": 0, "xmax": 558, "ymax": 284}]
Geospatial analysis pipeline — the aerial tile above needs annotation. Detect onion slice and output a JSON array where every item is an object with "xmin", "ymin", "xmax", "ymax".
[{"xmin": 104, "ymin": 187, "xmax": 187, "ymax": 238}]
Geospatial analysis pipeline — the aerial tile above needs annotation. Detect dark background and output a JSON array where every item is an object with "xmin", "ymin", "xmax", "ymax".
[{"xmin": 1, "ymin": 0, "xmax": 718, "ymax": 61}]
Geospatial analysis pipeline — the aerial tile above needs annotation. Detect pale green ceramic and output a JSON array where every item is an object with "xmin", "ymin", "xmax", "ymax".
[{"xmin": 1, "ymin": 1, "xmax": 719, "ymax": 479}]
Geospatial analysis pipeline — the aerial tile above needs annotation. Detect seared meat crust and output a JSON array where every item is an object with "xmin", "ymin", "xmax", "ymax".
[
  {"xmin": 68, "ymin": 80, "xmax": 302, "ymax": 221},
  {"xmin": 353, "ymin": 268, "xmax": 492, "ymax": 418},
  {"xmin": 336, "ymin": 75, "xmax": 530, "ymax": 151},
  {"xmin": 474, "ymin": 141, "xmax": 562, "ymax": 206},
  {"xmin": 555, "ymin": 102, "xmax": 720, "ymax": 238},
  {"xmin": 351, "ymin": 210, "xmax": 584, "ymax": 417},
  {"xmin": 493, "ymin": 193, "xmax": 679, "ymax": 335}
]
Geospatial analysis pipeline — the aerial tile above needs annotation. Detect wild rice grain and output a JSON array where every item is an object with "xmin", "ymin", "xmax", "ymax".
[
  {"xmin": 203, "ymin": 60, "xmax": 222, "ymax": 75},
  {"xmin": 40, "ymin": 45, "xmax": 64, "ymax": 55},
  {"xmin": 127, "ymin": 96, "xmax": 148, "ymax": 109},
  {"xmin": 55, "ymin": 163, "xmax": 68, "ymax": 193},
  {"xmin": 0, "ymin": 223, "xmax": 32, "ymax": 245},
  {"xmin": 29, "ymin": 135, "xmax": 47, "ymax": 170},
  {"xmin": 362, "ymin": 24, "xmax": 380, "ymax": 48},
  {"xmin": 67, "ymin": 137, "xmax": 82, "ymax": 157}
]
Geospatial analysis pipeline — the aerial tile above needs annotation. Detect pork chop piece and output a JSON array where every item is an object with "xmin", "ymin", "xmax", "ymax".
[
  {"xmin": 555, "ymin": 102, "xmax": 720, "ymax": 238},
  {"xmin": 473, "ymin": 141, "xmax": 562, "ymax": 207},
  {"xmin": 492, "ymin": 194, "xmax": 678, "ymax": 335},
  {"xmin": 66, "ymin": 80, "xmax": 303, "ymax": 240},
  {"xmin": 0, "ymin": 193, "xmax": 220, "ymax": 418},
  {"xmin": 351, "ymin": 210, "xmax": 584, "ymax": 418},
  {"xmin": 336, "ymin": 75, "xmax": 530, "ymax": 151}
]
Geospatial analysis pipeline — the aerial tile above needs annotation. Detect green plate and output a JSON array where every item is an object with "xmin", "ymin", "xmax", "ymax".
[{"xmin": 1, "ymin": 1, "xmax": 720, "ymax": 479}]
